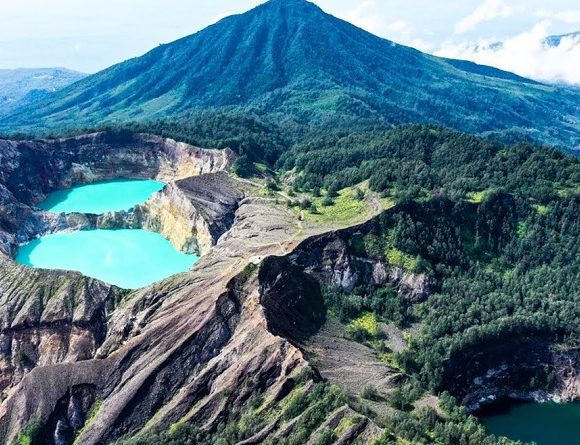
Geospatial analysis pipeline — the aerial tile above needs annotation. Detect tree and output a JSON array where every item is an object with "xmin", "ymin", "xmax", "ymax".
[{"xmin": 232, "ymin": 155, "xmax": 255, "ymax": 178}]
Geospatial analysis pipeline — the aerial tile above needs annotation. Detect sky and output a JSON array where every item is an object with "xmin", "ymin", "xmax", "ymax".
[{"xmin": 0, "ymin": 0, "xmax": 578, "ymax": 84}]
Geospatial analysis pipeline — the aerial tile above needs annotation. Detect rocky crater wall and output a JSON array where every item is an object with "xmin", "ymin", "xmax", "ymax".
[
  {"xmin": 97, "ymin": 172, "xmax": 243, "ymax": 256},
  {"xmin": 0, "ymin": 131, "xmax": 236, "ymax": 257},
  {"xmin": 289, "ymin": 224, "xmax": 434, "ymax": 303},
  {"xmin": 441, "ymin": 337, "xmax": 580, "ymax": 412},
  {"xmin": 0, "ymin": 131, "xmax": 235, "ymax": 206},
  {"xmin": 0, "ymin": 256, "xmax": 123, "ymax": 400},
  {"xmin": 0, "ymin": 133, "xmax": 241, "ymax": 408}
]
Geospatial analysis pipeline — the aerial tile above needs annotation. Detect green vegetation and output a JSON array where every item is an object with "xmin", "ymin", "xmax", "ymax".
[
  {"xmin": 361, "ymin": 385, "xmax": 382, "ymax": 402},
  {"xmin": 116, "ymin": 378, "xmax": 346, "ymax": 445},
  {"xmin": 278, "ymin": 126, "xmax": 579, "ymax": 202},
  {"xmin": 74, "ymin": 400, "xmax": 102, "ymax": 444},
  {"xmin": 371, "ymin": 392, "xmax": 523, "ymax": 445},
  {"xmin": 347, "ymin": 313, "xmax": 380, "ymax": 343},
  {"xmin": 386, "ymin": 248, "xmax": 419, "ymax": 272},
  {"xmin": 327, "ymin": 191, "xmax": 579, "ymax": 389},
  {"xmin": 114, "ymin": 378, "xmax": 524, "ymax": 445},
  {"xmin": 300, "ymin": 185, "xmax": 386, "ymax": 226},
  {"xmin": 15, "ymin": 419, "xmax": 43, "ymax": 445},
  {"xmin": 326, "ymin": 286, "xmax": 413, "ymax": 330},
  {"xmin": 467, "ymin": 190, "xmax": 489, "ymax": 203},
  {"xmin": 532, "ymin": 203, "xmax": 550, "ymax": 215},
  {"xmin": 296, "ymin": 123, "xmax": 579, "ymax": 444}
]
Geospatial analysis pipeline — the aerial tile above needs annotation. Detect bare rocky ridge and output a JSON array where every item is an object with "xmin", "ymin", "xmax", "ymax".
[
  {"xmin": 0, "ymin": 258, "xmax": 121, "ymax": 398},
  {"xmin": 0, "ymin": 133, "xmax": 241, "ymax": 438}
]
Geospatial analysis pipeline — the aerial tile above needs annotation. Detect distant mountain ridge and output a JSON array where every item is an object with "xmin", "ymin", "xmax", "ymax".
[
  {"xmin": 0, "ymin": 68, "xmax": 86, "ymax": 114},
  {"xmin": 1, "ymin": 0, "xmax": 578, "ymax": 150},
  {"xmin": 474, "ymin": 31, "xmax": 580, "ymax": 51}
]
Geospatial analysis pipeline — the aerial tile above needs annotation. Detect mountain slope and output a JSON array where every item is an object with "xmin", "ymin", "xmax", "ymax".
[
  {"xmin": 0, "ymin": 68, "xmax": 86, "ymax": 114},
  {"xmin": 1, "ymin": 0, "xmax": 579, "ymax": 149}
]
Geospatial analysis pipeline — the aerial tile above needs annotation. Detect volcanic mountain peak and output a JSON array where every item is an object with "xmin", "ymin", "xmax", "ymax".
[{"xmin": 0, "ymin": 0, "xmax": 579, "ymax": 150}]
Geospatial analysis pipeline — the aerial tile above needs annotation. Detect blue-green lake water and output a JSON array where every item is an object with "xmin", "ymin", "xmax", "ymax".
[
  {"xmin": 16, "ymin": 230, "xmax": 199, "ymax": 289},
  {"xmin": 39, "ymin": 179, "xmax": 165, "ymax": 214},
  {"xmin": 481, "ymin": 402, "xmax": 580, "ymax": 445}
]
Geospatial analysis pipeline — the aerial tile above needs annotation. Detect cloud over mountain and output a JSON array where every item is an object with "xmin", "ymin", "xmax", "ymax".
[
  {"xmin": 454, "ymin": 0, "xmax": 513, "ymax": 34},
  {"xmin": 438, "ymin": 24, "xmax": 580, "ymax": 85}
]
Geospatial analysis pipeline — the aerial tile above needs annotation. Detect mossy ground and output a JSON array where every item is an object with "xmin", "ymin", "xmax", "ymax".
[{"xmin": 303, "ymin": 184, "xmax": 394, "ymax": 227}]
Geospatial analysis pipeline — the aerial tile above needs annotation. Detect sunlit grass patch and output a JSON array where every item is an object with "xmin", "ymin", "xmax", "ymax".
[
  {"xmin": 347, "ymin": 313, "xmax": 380, "ymax": 342},
  {"xmin": 532, "ymin": 204, "xmax": 550, "ymax": 215},
  {"xmin": 303, "ymin": 184, "xmax": 389, "ymax": 226},
  {"xmin": 386, "ymin": 248, "xmax": 419, "ymax": 272},
  {"xmin": 466, "ymin": 190, "xmax": 488, "ymax": 204}
]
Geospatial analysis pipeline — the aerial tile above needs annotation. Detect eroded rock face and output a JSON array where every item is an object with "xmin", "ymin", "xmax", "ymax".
[
  {"xmin": 97, "ymin": 172, "xmax": 243, "ymax": 255},
  {"xmin": 291, "ymin": 227, "xmax": 434, "ymax": 302},
  {"xmin": 0, "ymin": 173, "xmax": 392, "ymax": 444},
  {"xmin": 0, "ymin": 132, "xmax": 243, "ymax": 440},
  {"xmin": 442, "ymin": 339, "xmax": 580, "ymax": 412},
  {"xmin": 0, "ymin": 257, "xmax": 122, "ymax": 398},
  {"xmin": 0, "ymin": 197, "xmax": 316, "ymax": 444}
]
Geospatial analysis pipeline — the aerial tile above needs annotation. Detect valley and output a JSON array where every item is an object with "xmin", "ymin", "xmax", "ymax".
[{"xmin": 0, "ymin": 68, "xmax": 86, "ymax": 115}]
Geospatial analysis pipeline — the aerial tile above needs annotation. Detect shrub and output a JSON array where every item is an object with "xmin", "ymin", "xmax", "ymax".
[
  {"xmin": 316, "ymin": 429, "xmax": 337, "ymax": 445},
  {"xmin": 232, "ymin": 155, "xmax": 256, "ymax": 178},
  {"xmin": 17, "ymin": 419, "xmax": 43, "ymax": 445},
  {"xmin": 361, "ymin": 385, "xmax": 381, "ymax": 401}
]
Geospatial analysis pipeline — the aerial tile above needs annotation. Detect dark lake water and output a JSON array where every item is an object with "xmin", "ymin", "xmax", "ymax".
[{"xmin": 481, "ymin": 401, "xmax": 580, "ymax": 445}]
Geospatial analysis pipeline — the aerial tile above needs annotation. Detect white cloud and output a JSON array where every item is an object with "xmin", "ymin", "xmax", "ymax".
[
  {"xmin": 437, "ymin": 21, "xmax": 580, "ymax": 85},
  {"xmin": 383, "ymin": 21, "xmax": 434, "ymax": 51},
  {"xmin": 535, "ymin": 9, "xmax": 580, "ymax": 24},
  {"xmin": 455, "ymin": 0, "xmax": 513, "ymax": 34},
  {"xmin": 386, "ymin": 20, "xmax": 411, "ymax": 33},
  {"xmin": 210, "ymin": 12, "xmax": 232, "ymax": 24},
  {"xmin": 341, "ymin": 0, "xmax": 385, "ymax": 35}
]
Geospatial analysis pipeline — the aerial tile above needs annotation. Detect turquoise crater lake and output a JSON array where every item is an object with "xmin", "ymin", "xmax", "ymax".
[
  {"xmin": 481, "ymin": 402, "xmax": 580, "ymax": 445},
  {"xmin": 16, "ymin": 230, "xmax": 200, "ymax": 289},
  {"xmin": 39, "ymin": 179, "xmax": 165, "ymax": 214}
]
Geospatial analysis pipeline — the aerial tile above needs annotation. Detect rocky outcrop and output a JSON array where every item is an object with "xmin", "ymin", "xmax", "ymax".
[
  {"xmin": 97, "ymin": 172, "xmax": 243, "ymax": 255},
  {"xmin": 441, "ymin": 338, "xmax": 580, "ymax": 412},
  {"xmin": 0, "ymin": 184, "xmax": 32, "ymax": 254},
  {"xmin": 0, "ymin": 256, "xmax": 122, "ymax": 399},
  {"xmin": 290, "ymin": 227, "xmax": 434, "ymax": 302}
]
